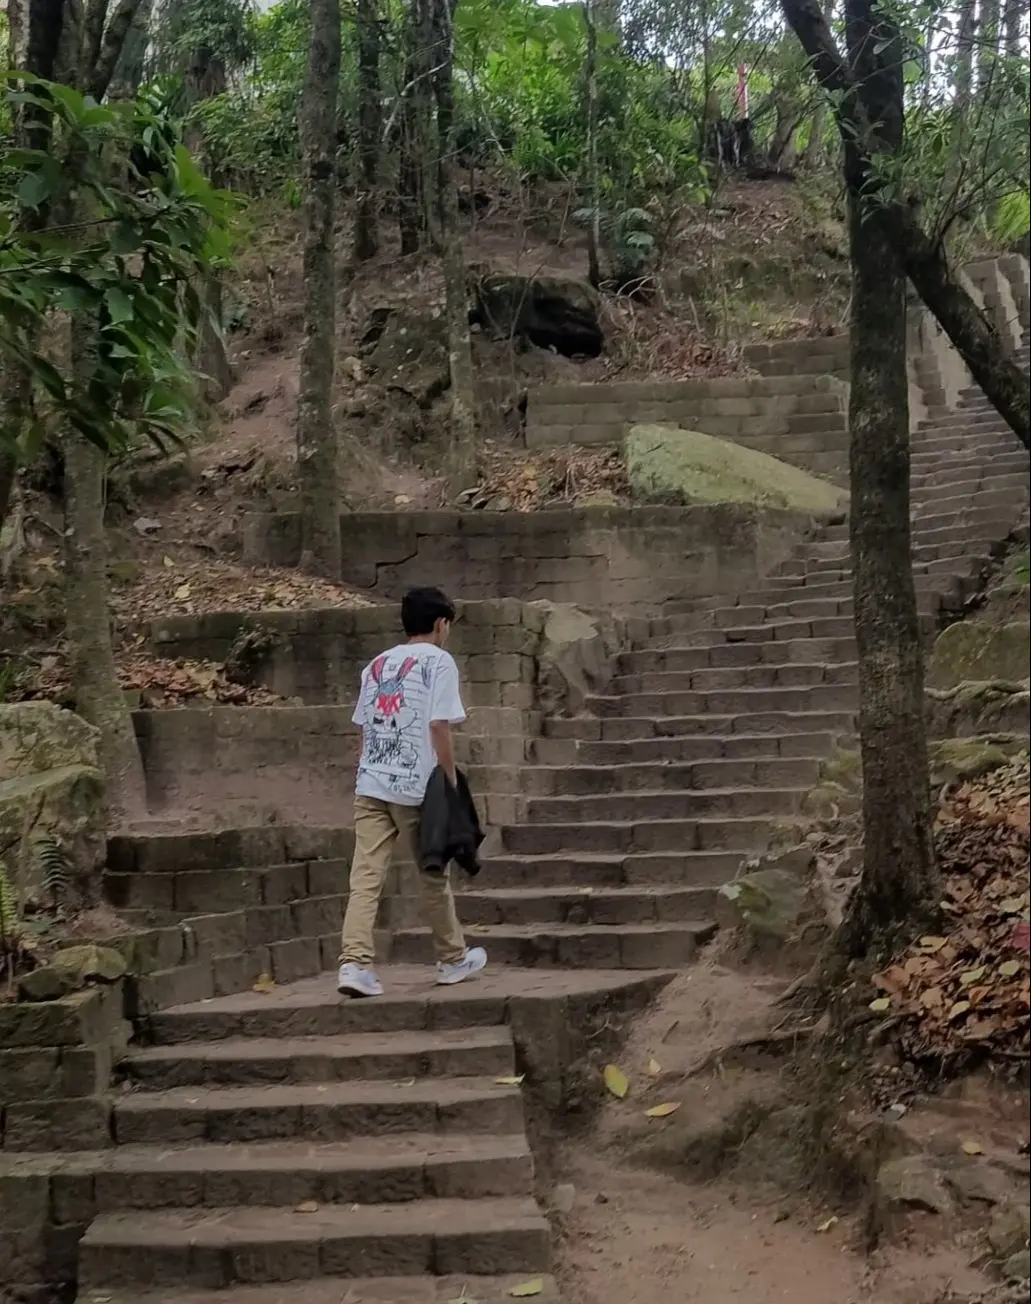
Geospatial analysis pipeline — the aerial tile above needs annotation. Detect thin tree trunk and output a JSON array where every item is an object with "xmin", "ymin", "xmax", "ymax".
[
  {"xmin": 63, "ymin": 324, "xmax": 148, "ymax": 820},
  {"xmin": 0, "ymin": 450, "xmax": 16, "ymax": 528},
  {"xmin": 354, "ymin": 0, "xmax": 381, "ymax": 262},
  {"xmin": 296, "ymin": 0, "xmax": 342, "ymax": 576},
  {"xmin": 976, "ymin": 0, "xmax": 1001, "ymax": 90},
  {"xmin": 803, "ymin": 0, "xmax": 835, "ymax": 166},
  {"xmin": 431, "ymin": 0, "xmax": 477, "ymax": 488},
  {"xmin": 835, "ymin": 0, "xmax": 937, "ymax": 956},
  {"xmin": 780, "ymin": 0, "xmax": 1030, "ymax": 452},
  {"xmin": 398, "ymin": 0, "xmax": 430, "ymax": 255},
  {"xmin": 583, "ymin": 0, "xmax": 602, "ymax": 288},
  {"xmin": 1003, "ymin": 0, "xmax": 1025, "ymax": 55}
]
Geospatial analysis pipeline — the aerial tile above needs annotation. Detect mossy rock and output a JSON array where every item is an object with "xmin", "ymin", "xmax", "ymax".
[
  {"xmin": 928, "ymin": 621, "xmax": 1030, "ymax": 691},
  {"xmin": 928, "ymin": 736, "xmax": 1028, "ymax": 787},
  {"xmin": 718, "ymin": 868, "xmax": 811, "ymax": 942},
  {"xmin": 926, "ymin": 680, "xmax": 1031, "ymax": 739},
  {"xmin": 819, "ymin": 747, "xmax": 861, "ymax": 791},
  {"xmin": 51, "ymin": 943, "xmax": 128, "ymax": 984},
  {"xmin": 625, "ymin": 424, "xmax": 845, "ymax": 513}
]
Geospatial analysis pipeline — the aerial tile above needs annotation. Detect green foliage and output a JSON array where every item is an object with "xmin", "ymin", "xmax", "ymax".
[
  {"xmin": 0, "ymin": 75, "xmax": 236, "ymax": 466},
  {"xmin": 573, "ymin": 204, "xmax": 657, "ymax": 284},
  {"xmin": 33, "ymin": 834, "xmax": 71, "ymax": 909}
]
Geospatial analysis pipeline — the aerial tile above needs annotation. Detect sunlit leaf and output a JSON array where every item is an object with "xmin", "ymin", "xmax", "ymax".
[{"xmin": 603, "ymin": 1064, "xmax": 629, "ymax": 1099}]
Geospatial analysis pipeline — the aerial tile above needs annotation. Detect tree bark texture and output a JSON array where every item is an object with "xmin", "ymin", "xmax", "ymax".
[
  {"xmin": 354, "ymin": 0, "xmax": 382, "ymax": 262},
  {"xmin": 780, "ymin": 0, "xmax": 1030, "ymax": 451},
  {"xmin": 398, "ymin": 0, "xmax": 432, "ymax": 255},
  {"xmin": 63, "ymin": 321, "xmax": 149, "ymax": 820},
  {"xmin": 583, "ymin": 0, "xmax": 602, "ymax": 289},
  {"xmin": 976, "ymin": 0, "xmax": 1001, "ymax": 91},
  {"xmin": 431, "ymin": 0, "xmax": 478, "ymax": 488},
  {"xmin": 835, "ymin": 0, "xmax": 938, "ymax": 956},
  {"xmin": 296, "ymin": 0, "xmax": 342, "ymax": 577},
  {"xmin": 1003, "ymin": 0, "xmax": 1026, "ymax": 55}
]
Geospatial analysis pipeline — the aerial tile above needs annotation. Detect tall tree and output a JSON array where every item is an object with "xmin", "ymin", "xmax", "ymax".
[
  {"xmin": 802, "ymin": 0, "xmax": 835, "ymax": 168},
  {"xmin": 295, "ymin": 0, "xmax": 342, "ymax": 576},
  {"xmin": 838, "ymin": 0, "xmax": 937, "ymax": 954},
  {"xmin": 976, "ymin": 0, "xmax": 1001, "ymax": 91},
  {"xmin": 781, "ymin": 0, "xmax": 1029, "ymax": 451},
  {"xmin": 430, "ymin": 0, "xmax": 478, "ymax": 487},
  {"xmin": 582, "ymin": 0, "xmax": 602, "ymax": 288},
  {"xmin": 354, "ymin": 0, "xmax": 382, "ymax": 262},
  {"xmin": 52, "ymin": 0, "xmax": 151, "ymax": 820},
  {"xmin": 398, "ymin": 0, "xmax": 433, "ymax": 255}
]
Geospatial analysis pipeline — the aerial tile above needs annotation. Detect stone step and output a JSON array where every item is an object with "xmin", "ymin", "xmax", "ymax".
[
  {"xmin": 583, "ymin": 683, "xmax": 857, "ymax": 718},
  {"xmin": 820, "ymin": 508, "xmax": 1012, "ymax": 543},
  {"xmin": 21, "ymin": 1133, "xmax": 534, "ymax": 1212},
  {"xmin": 543, "ymin": 709, "xmax": 856, "ymax": 742},
  {"xmin": 914, "ymin": 488, "xmax": 1026, "ymax": 518},
  {"xmin": 479, "ymin": 849, "xmax": 745, "ymax": 889},
  {"xmin": 456, "ymin": 884, "xmax": 720, "ymax": 926},
  {"xmin": 520, "ymin": 756, "xmax": 822, "ymax": 795},
  {"xmin": 391, "ymin": 921, "xmax": 716, "ymax": 969},
  {"xmin": 532, "ymin": 730, "xmax": 840, "ymax": 767},
  {"xmin": 500, "ymin": 815, "xmax": 796, "ymax": 855},
  {"xmin": 655, "ymin": 614, "xmax": 865, "ymax": 645},
  {"xmin": 112, "ymin": 1078, "xmax": 525, "ymax": 1145},
  {"xmin": 610, "ymin": 663, "xmax": 857, "ymax": 694},
  {"xmin": 618, "ymin": 638, "xmax": 856, "ymax": 674},
  {"xmin": 123, "ymin": 1026, "xmax": 516, "ymax": 1089},
  {"xmin": 525, "ymin": 784, "xmax": 808, "ymax": 823},
  {"xmin": 79, "ymin": 1274, "xmax": 565, "ymax": 1303},
  {"xmin": 78, "ymin": 1196, "xmax": 551, "ymax": 1289}
]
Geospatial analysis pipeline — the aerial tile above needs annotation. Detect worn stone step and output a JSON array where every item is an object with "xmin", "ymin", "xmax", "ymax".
[
  {"xmin": 525, "ymin": 787, "xmax": 807, "ymax": 824},
  {"xmin": 78, "ymin": 1196, "xmax": 552, "ymax": 1289},
  {"xmin": 821, "ymin": 509, "xmax": 1010, "ymax": 542},
  {"xmin": 584, "ymin": 683, "xmax": 858, "ymax": 717},
  {"xmin": 520, "ymin": 756, "xmax": 821, "ymax": 795},
  {"xmin": 532, "ymin": 730, "xmax": 839, "ymax": 767},
  {"xmin": 79, "ymin": 1273, "xmax": 565, "ymax": 1303},
  {"xmin": 915, "ymin": 488, "xmax": 1026, "ymax": 518},
  {"xmin": 456, "ymin": 884, "xmax": 719, "ymax": 926},
  {"xmin": 611, "ymin": 663, "xmax": 857, "ymax": 694},
  {"xmin": 19, "ymin": 1133, "xmax": 534, "ymax": 1215},
  {"xmin": 500, "ymin": 814, "xmax": 797, "ymax": 855},
  {"xmin": 142, "ymin": 968, "xmax": 668, "ymax": 1047},
  {"xmin": 113, "ymin": 1078, "xmax": 525, "ymax": 1145},
  {"xmin": 620, "ymin": 637, "xmax": 857, "ymax": 673},
  {"xmin": 543, "ymin": 708, "xmax": 856, "ymax": 742},
  {"xmin": 658, "ymin": 614, "xmax": 857, "ymax": 645},
  {"xmin": 123, "ymin": 1027, "xmax": 515, "ymax": 1089},
  {"xmin": 391, "ymin": 921, "xmax": 716, "ymax": 969},
  {"xmin": 479, "ymin": 849, "xmax": 745, "ymax": 889}
]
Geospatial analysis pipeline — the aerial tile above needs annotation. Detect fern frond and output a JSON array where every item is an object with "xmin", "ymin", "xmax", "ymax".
[
  {"xmin": 33, "ymin": 835, "xmax": 71, "ymax": 908},
  {"xmin": 0, "ymin": 861, "xmax": 19, "ymax": 940}
]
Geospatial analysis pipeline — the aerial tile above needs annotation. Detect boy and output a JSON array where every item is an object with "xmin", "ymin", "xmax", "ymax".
[{"xmin": 337, "ymin": 586, "xmax": 488, "ymax": 998}]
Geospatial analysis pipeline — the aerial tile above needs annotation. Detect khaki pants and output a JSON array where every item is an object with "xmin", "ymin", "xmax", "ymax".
[{"xmin": 339, "ymin": 795, "xmax": 467, "ymax": 967}]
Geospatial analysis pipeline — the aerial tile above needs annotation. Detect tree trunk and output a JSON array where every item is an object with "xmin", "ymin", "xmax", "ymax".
[
  {"xmin": 398, "ymin": 0, "xmax": 431, "ymax": 255},
  {"xmin": 295, "ymin": 0, "xmax": 342, "ymax": 577},
  {"xmin": 354, "ymin": 0, "xmax": 381, "ymax": 262},
  {"xmin": 582, "ymin": 0, "xmax": 602, "ymax": 288},
  {"xmin": 954, "ymin": 0, "xmax": 978, "ymax": 104},
  {"xmin": 1003, "ymin": 0, "xmax": 1025, "ymax": 55},
  {"xmin": 431, "ymin": 0, "xmax": 477, "ymax": 488},
  {"xmin": 768, "ymin": 97, "xmax": 803, "ymax": 169},
  {"xmin": 63, "ymin": 322, "xmax": 149, "ymax": 820},
  {"xmin": 802, "ymin": 0, "xmax": 835, "ymax": 167},
  {"xmin": 835, "ymin": 0, "xmax": 937, "ymax": 957},
  {"xmin": 108, "ymin": 0, "xmax": 153, "ymax": 98},
  {"xmin": 976, "ymin": 0, "xmax": 1001, "ymax": 91},
  {"xmin": 779, "ymin": 0, "xmax": 1030, "ymax": 452},
  {"xmin": 0, "ymin": 450, "xmax": 16, "ymax": 529}
]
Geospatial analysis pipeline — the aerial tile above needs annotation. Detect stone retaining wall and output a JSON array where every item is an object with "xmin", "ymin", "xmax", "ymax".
[
  {"xmin": 523, "ymin": 374, "xmax": 850, "ymax": 484},
  {"xmin": 241, "ymin": 503, "xmax": 818, "ymax": 612}
]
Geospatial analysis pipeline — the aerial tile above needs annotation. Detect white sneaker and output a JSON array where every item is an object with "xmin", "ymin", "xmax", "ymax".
[
  {"xmin": 436, "ymin": 946, "xmax": 488, "ymax": 987},
  {"xmin": 337, "ymin": 962, "xmax": 383, "ymax": 998}
]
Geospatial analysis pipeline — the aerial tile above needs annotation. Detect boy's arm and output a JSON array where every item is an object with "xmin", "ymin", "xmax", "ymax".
[{"xmin": 429, "ymin": 721, "xmax": 458, "ymax": 787}]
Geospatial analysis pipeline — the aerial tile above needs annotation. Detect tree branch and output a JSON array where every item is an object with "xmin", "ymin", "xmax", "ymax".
[
  {"xmin": 89, "ymin": 0, "xmax": 144, "ymax": 101},
  {"xmin": 779, "ymin": 0, "xmax": 1029, "ymax": 452}
]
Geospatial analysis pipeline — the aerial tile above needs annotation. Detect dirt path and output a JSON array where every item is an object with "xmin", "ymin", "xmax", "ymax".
[{"xmin": 554, "ymin": 1152, "xmax": 988, "ymax": 1304}]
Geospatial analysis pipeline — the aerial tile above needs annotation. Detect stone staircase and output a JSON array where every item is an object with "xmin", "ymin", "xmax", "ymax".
[{"xmin": 9, "ymin": 272, "xmax": 1030, "ymax": 1304}]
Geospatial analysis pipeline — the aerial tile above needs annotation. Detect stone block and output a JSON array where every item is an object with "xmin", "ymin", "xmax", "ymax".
[{"xmin": 2, "ymin": 1098, "xmax": 112, "ymax": 1152}]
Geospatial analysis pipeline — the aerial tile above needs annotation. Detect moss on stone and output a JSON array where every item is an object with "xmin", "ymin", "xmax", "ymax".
[
  {"xmin": 625, "ymin": 423, "xmax": 846, "ymax": 513},
  {"xmin": 928, "ymin": 621, "xmax": 1030, "ymax": 691}
]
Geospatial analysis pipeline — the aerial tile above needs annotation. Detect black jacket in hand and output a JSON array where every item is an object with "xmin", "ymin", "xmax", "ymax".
[{"xmin": 419, "ymin": 766, "xmax": 485, "ymax": 877}]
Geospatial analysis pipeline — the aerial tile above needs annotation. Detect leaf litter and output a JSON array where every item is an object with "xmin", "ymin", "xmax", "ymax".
[{"xmin": 871, "ymin": 753, "xmax": 1030, "ymax": 1067}]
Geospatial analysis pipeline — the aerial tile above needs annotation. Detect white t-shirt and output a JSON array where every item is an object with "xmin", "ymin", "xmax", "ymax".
[{"xmin": 353, "ymin": 642, "xmax": 466, "ymax": 806}]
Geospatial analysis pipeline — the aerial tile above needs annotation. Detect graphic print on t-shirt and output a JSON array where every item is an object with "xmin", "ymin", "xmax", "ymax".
[{"xmin": 353, "ymin": 643, "xmax": 465, "ymax": 805}]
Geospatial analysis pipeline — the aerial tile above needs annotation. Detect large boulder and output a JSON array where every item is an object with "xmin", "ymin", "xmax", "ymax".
[
  {"xmin": 625, "ymin": 424, "xmax": 845, "ymax": 513},
  {"xmin": 927, "ymin": 620, "xmax": 1030, "ymax": 691},
  {"xmin": 530, "ymin": 602, "xmax": 621, "ymax": 716},
  {"xmin": 358, "ymin": 306, "xmax": 449, "ymax": 408},
  {"xmin": 472, "ymin": 273, "xmax": 603, "ymax": 358},
  {"xmin": 0, "ymin": 702, "xmax": 105, "ymax": 908}
]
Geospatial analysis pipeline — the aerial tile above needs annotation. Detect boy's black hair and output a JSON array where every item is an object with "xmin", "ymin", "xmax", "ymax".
[{"xmin": 402, "ymin": 586, "xmax": 456, "ymax": 636}]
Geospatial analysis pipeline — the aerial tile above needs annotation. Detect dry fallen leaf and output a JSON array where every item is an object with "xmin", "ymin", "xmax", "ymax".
[
  {"xmin": 252, "ymin": 973, "xmax": 276, "ymax": 995},
  {"xmin": 294, "ymin": 1200, "xmax": 320, "ymax": 1213},
  {"xmin": 816, "ymin": 1216, "xmax": 839, "ymax": 1233},
  {"xmin": 960, "ymin": 1140, "xmax": 984, "ymax": 1156},
  {"xmin": 647, "ymin": 1057, "xmax": 662, "ymax": 1076},
  {"xmin": 645, "ymin": 1102, "xmax": 681, "ymax": 1119},
  {"xmin": 495, "ymin": 1075, "xmax": 525, "ymax": 1086},
  {"xmin": 603, "ymin": 1064, "xmax": 629, "ymax": 1099},
  {"xmin": 509, "ymin": 1282, "xmax": 544, "ymax": 1299},
  {"xmin": 869, "ymin": 997, "xmax": 891, "ymax": 1013}
]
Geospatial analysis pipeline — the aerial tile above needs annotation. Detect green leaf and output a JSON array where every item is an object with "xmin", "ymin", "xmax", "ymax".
[
  {"xmin": 104, "ymin": 289, "xmax": 135, "ymax": 325},
  {"xmin": 17, "ymin": 170, "xmax": 53, "ymax": 209}
]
